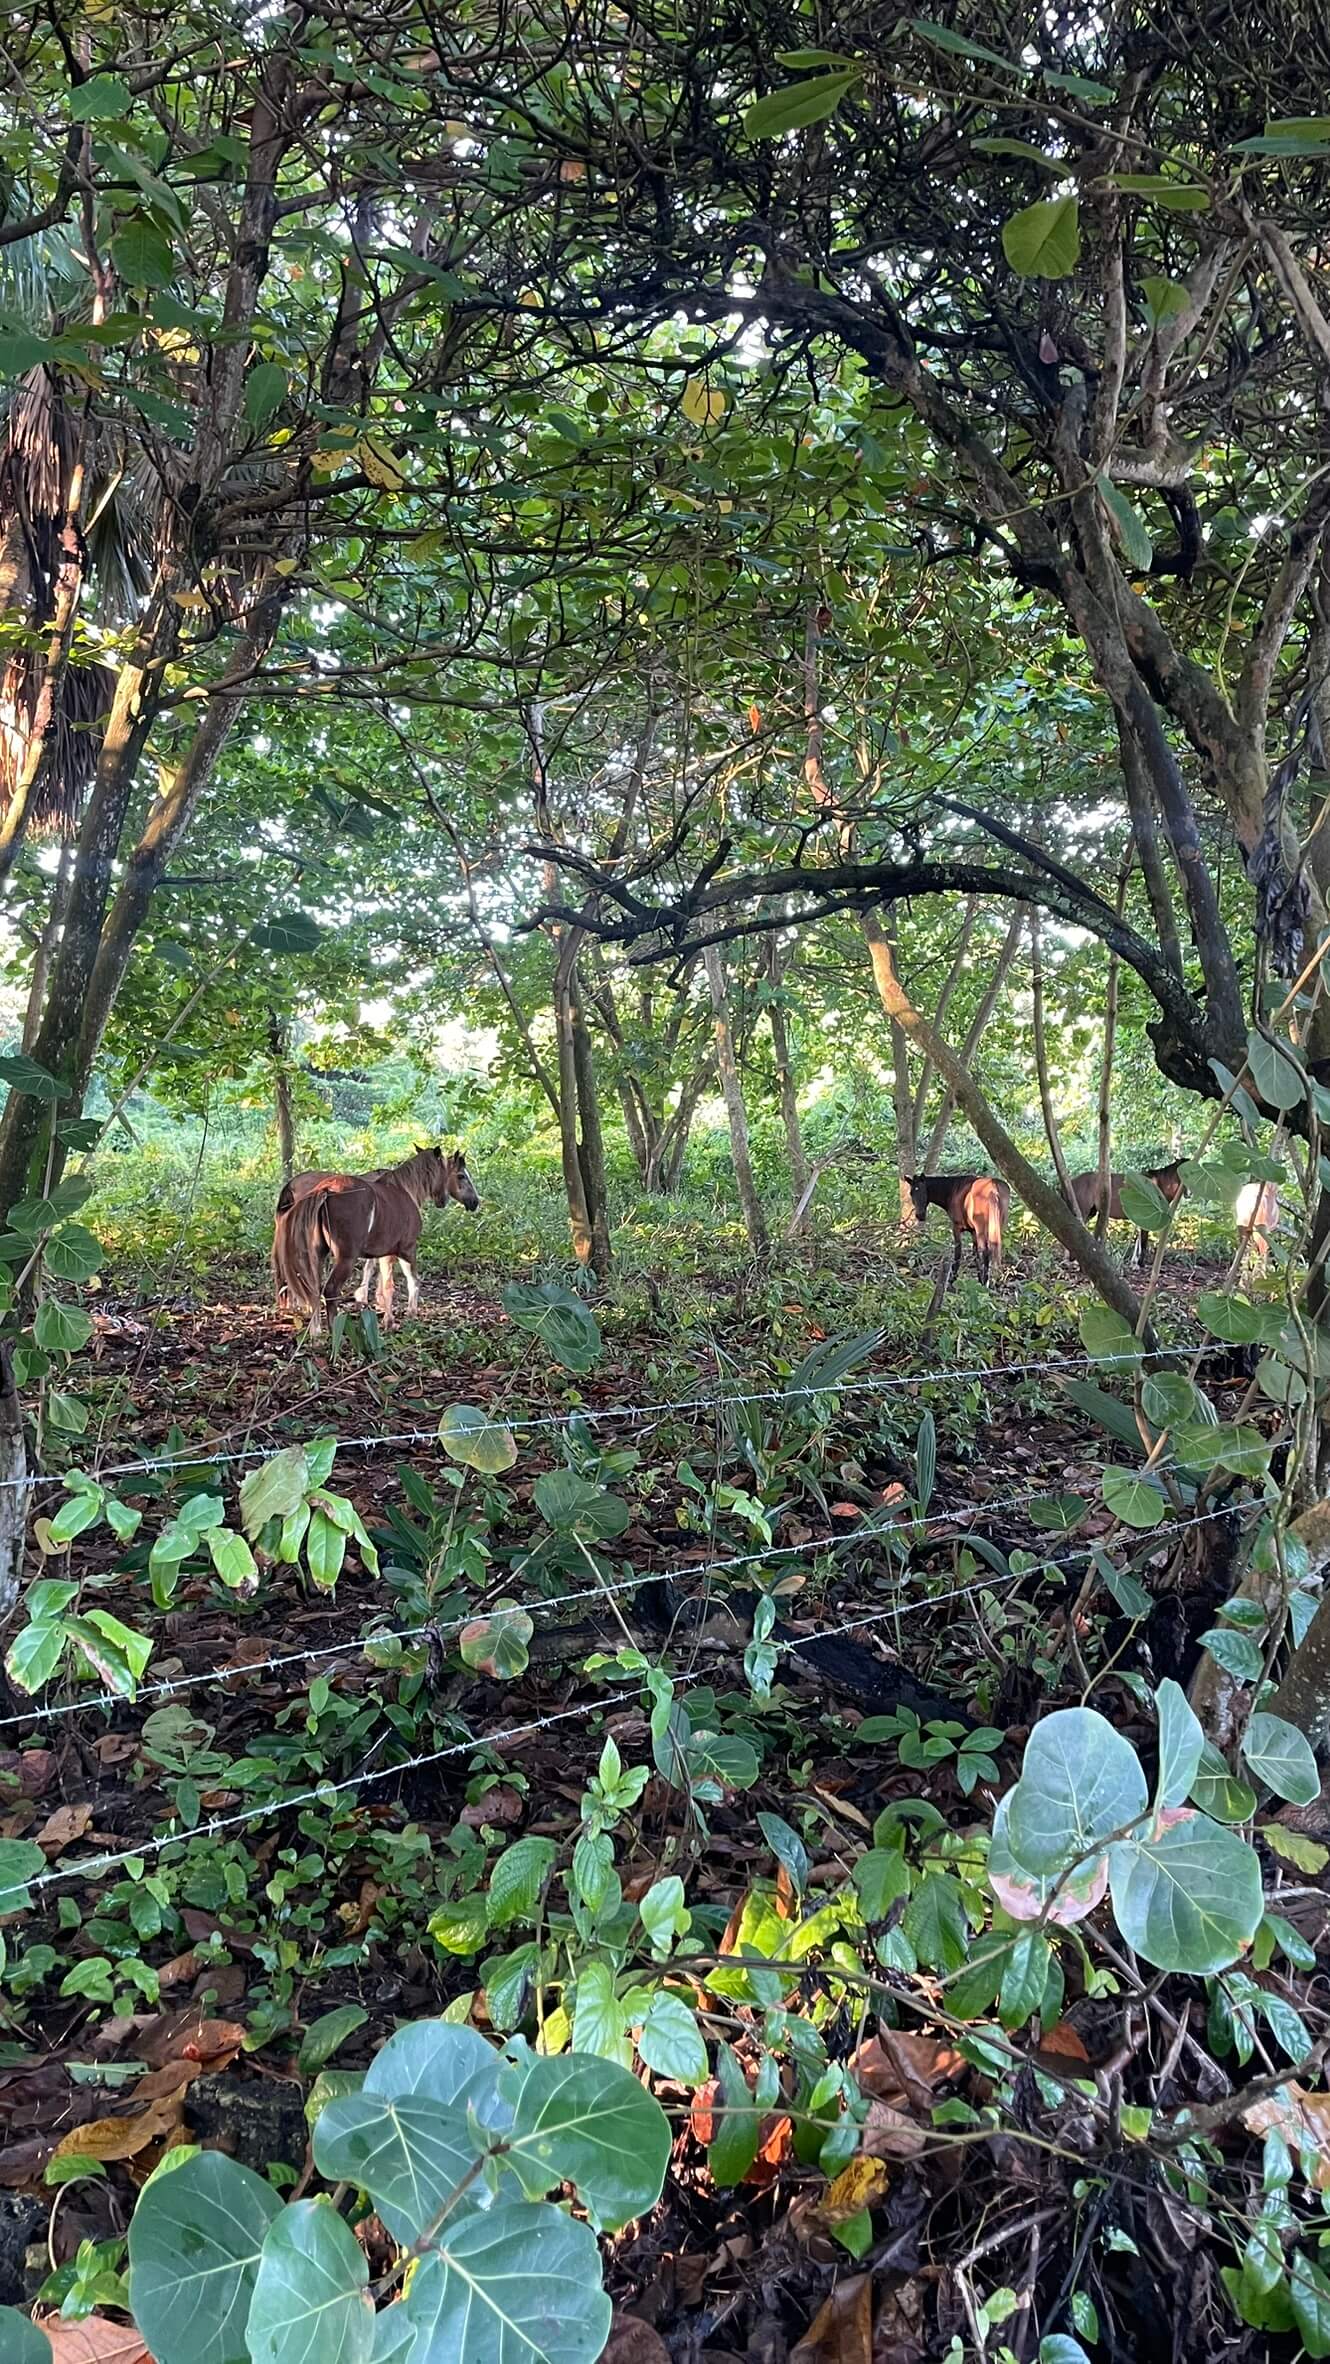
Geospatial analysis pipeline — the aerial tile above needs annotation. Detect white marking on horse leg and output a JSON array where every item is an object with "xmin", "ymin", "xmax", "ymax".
[
  {"xmin": 404, "ymin": 1260, "xmax": 420, "ymax": 1316},
  {"xmin": 355, "ymin": 1259, "xmax": 373, "ymax": 1305},
  {"xmin": 375, "ymin": 1255, "xmax": 395, "ymax": 1324}
]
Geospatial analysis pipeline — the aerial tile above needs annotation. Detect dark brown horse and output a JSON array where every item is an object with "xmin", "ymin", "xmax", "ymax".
[
  {"xmin": 273, "ymin": 1148, "xmax": 479, "ymax": 1332},
  {"xmin": 1066, "ymin": 1160, "xmax": 1184, "ymax": 1266},
  {"xmin": 909, "ymin": 1173, "xmax": 1010, "ymax": 1286}
]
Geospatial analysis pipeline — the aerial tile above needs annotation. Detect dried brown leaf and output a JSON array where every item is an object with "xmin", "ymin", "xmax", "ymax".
[
  {"xmin": 791, "ymin": 2272, "xmax": 874, "ymax": 2363},
  {"xmin": 52, "ymin": 2102, "xmax": 181, "ymax": 2165},
  {"xmin": 36, "ymin": 1802, "xmax": 94, "ymax": 1855},
  {"xmin": 41, "ymin": 2319, "xmax": 153, "ymax": 2362},
  {"xmin": 1244, "ymin": 2084, "xmax": 1330, "ymax": 2188}
]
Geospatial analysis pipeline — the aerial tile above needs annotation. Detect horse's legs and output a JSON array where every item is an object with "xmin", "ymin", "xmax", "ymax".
[
  {"xmin": 374, "ymin": 1256, "xmax": 395, "ymax": 1323},
  {"xmin": 1135, "ymin": 1227, "xmax": 1148, "ymax": 1268},
  {"xmin": 402, "ymin": 1258, "xmax": 421, "ymax": 1317},
  {"xmin": 322, "ymin": 1247, "xmax": 357, "ymax": 1332},
  {"xmin": 354, "ymin": 1259, "xmax": 374, "ymax": 1306},
  {"xmin": 970, "ymin": 1227, "xmax": 984, "ymax": 1280}
]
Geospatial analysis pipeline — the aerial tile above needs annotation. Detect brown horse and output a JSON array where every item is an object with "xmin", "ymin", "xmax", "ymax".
[
  {"xmin": 909, "ymin": 1173, "xmax": 1010, "ymax": 1286},
  {"xmin": 1066, "ymin": 1160, "xmax": 1184, "ymax": 1266},
  {"xmin": 273, "ymin": 1147, "xmax": 479, "ymax": 1333}
]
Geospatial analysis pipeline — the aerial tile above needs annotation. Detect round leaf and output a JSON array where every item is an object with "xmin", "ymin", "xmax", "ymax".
[
  {"xmin": 313, "ymin": 2091, "xmax": 489, "ymax": 2244},
  {"xmin": 637, "ymin": 1990, "xmax": 708, "ymax": 2085},
  {"xmin": 507, "ymin": 2052, "xmax": 671, "ymax": 2228},
  {"xmin": 1101, "ymin": 1467, "xmax": 1166, "ymax": 1528},
  {"xmin": 400, "ymin": 2202, "xmax": 610, "ymax": 2364},
  {"xmin": 459, "ymin": 1604, "xmax": 532, "ymax": 1679},
  {"xmin": 1078, "ymin": 1304, "xmax": 1142, "ymax": 1366},
  {"xmin": 1004, "ymin": 1707, "xmax": 1147, "ymax": 1876},
  {"xmin": 1242, "ymin": 1713, "xmax": 1320, "ymax": 1806},
  {"xmin": 247, "ymin": 2198, "xmax": 373, "ymax": 2364},
  {"xmin": 1245, "ymin": 1028, "xmax": 1306, "ymax": 1111},
  {"xmin": 439, "ymin": 1404, "xmax": 518, "ymax": 1473},
  {"xmin": 128, "ymin": 2149, "xmax": 282, "ymax": 2364},
  {"xmin": 110, "ymin": 215, "xmax": 176, "ymax": 287},
  {"xmin": 0, "ymin": 2312, "xmax": 51, "ymax": 2363},
  {"xmin": 1109, "ymin": 1810, "xmax": 1263, "ymax": 1972}
]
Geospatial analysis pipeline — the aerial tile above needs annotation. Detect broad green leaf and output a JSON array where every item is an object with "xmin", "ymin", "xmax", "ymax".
[
  {"xmin": 1109, "ymin": 1810, "xmax": 1262, "ymax": 1972},
  {"xmin": 571, "ymin": 1960, "xmax": 627, "ymax": 2063},
  {"xmin": 1101, "ymin": 1467, "xmax": 1166, "ymax": 1529},
  {"xmin": 239, "ymin": 1445, "xmax": 309, "ymax": 1535},
  {"xmin": 1242, "ymin": 1713, "xmax": 1320, "ymax": 1806},
  {"xmin": 1171, "ymin": 1420, "xmax": 1269, "ymax": 1478},
  {"xmin": 439, "ymin": 1403, "xmax": 518, "ymax": 1473},
  {"xmin": 743, "ymin": 68, "xmax": 861, "ymax": 138},
  {"xmin": 910, "ymin": 17, "xmax": 1019, "ymax": 68},
  {"xmin": 459, "ymin": 1603, "xmax": 532, "ymax": 1679},
  {"xmin": 973, "ymin": 136, "xmax": 1059, "ymax": 169},
  {"xmin": 638, "ymin": 1874, "xmax": 690, "ymax": 1954},
  {"xmin": 400, "ymin": 2203, "xmax": 610, "ymax": 2364},
  {"xmin": 6, "ymin": 1618, "xmax": 67, "ymax": 1692},
  {"xmin": 757, "ymin": 1810, "xmax": 809, "ymax": 1897},
  {"xmin": 0, "ymin": 1839, "xmax": 46, "ymax": 1913},
  {"xmin": 1039, "ymin": 2339, "xmax": 1093, "ymax": 2364},
  {"xmin": 32, "ymin": 1298, "xmax": 92, "ymax": 1354},
  {"xmin": 43, "ymin": 1224, "xmax": 103, "ymax": 1281},
  {"xmin": 637, "ymin": 1990, "xmax": 708, "ymax": 2084},
  {"xmin": 1140, "ymin": 274, "xmax": 1191, "ymax": 322},
  {"xmin": 1002, "ymin": 195, "xmax": 1080, "ymax": 278},
  {"xmin": 1097, "ymin": 481, "xmax": 1153, "ymax": 572},
  {"xmin": 244, "ymin": 361, "xmax": 288, "ymax": 426},
  {"xmin": 0, "ymin": 1053, "xmax": 65, "ymax": 1101},
  {"xmin": 46, "ymin": 1389, "xmax": 88, "ymax": 1433},
  {"xmin": 1198, "ymin": 1626, "xmax": 1263, "ymax": 1683},
  {"xmin": 1113, "ymin": 173, "xmax": 1209, "ymax": 208},
  {"xmin": 247, "ymin": 2198, "xmax": 373, "ymax": 2364},
  {"xmin": 507, "ymin": 2052, "xmax": 671, "ymax": 2227},
  {"xmin": 1062, "ymin": 1380, "xmax": 1142, "ymax": 1450},
  {"xmin": 1155, "ymin": 1679, "xmax": 1204, "ymax": 1809},
  {"xmin": 998, "ymin": 1930, "xmax": 1050, "ymax": 2029},
  {"xmin": 1142, "ymin": 1371, "xmax": 1210, "ymax": 1429},
  {"xmin": 532, "ymin": 1468, "xmax": 629, "ymax": 1539},
  {"xmin": 206, "ymin": 1527, "xmax": 258, "ymax": 1588},
  {"xmin": 1078, "ymin": 1304, "xmax": 1141, "ymax": 1365},
  {"xmin": 312, "ymin": 2091, "xmax": 483, "ymax": 2244},
  {"xmin": 852, "ymin": 1846, "xmax": 910, "ymax": 1921},
  {"xmin": 902, "ymin": 1870, "xmax": 969, "ymax": 1970},
  {"xmin": 0, "ymin": 2313, "xmax": 51, "ymax": 2363},
  {"xmin": 307, "ymin": 1508, "xmax": 347, "ymax": 1589},
  {"xmin": 501, "ymin": 1281, "xmax": 602, "ymax": 1373},
  {"xmin": 252, "ymin": 913, "xmax": 323, "ymax": 954},
  {"xmin": 111, "ymin": 214, "xmax": 176, "ymax": 287},
  {"xmin": 1004, "ymin": 1708, "xmax": 1147, "ymax": 1876},
  {"xmin": 68, "ymin": 73, "xmax": 132, "ymax": 118},
  {"xmin": 1027, "ymin": 1492, "xmax": 1088, "ymax": 1532},
  {"xmin": 707, "ymin": 2041, "xmax": 760, "ymax": 2186},
  {"xmin": 364, "ymin": 2020, "xmax": 504, "ymax": 2120},
  {"xmin": 129, "ymin": 2150, "xmax": 282, "ymax": 2364},
  {"xmin": 487, "ymin": 1835, "xmax": 556, "ymax": 1930},
  {"xmin": 298, "ymin": 2005, "xmax": 370, "ymax": 2075},
  {"xmin": 47, "ymin": 1487, "xmax": 103, "ymax": 1544},
  {"xmin": 1245, "ymin": 1028, "xmax": 1306, "ymax": 1111},
  {"xmin": 1291, "ymin": 2251, "xmax": 1330, "ymax": 2358},
  {"xmin": 1092, "ymin": 1548, "xmax": 1150, "ymax": 1619}
]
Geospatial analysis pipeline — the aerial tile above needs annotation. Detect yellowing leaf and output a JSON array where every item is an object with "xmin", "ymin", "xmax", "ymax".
[
  {"xmin": 809, "ymin": 2154, "xmax": 891, "ymax": 2228},
  {"xmin": 170, "ymin": 590, "xmax": 209, "ymax": 610},
  {"xmin": 682, "ymin": 378, "xmax": 727, "ymax": 428},
  {"xmin": 1261, "ymin": 1822, "xmax": 1330, "ymax": 1874},
  {"xmin": 1244, "ymin": 2085, "xmax": 1330, "ymax": 2187},
  {"xmin": 272, "ymin": 556, "xmax": 300, "ymax": 577},
  {"xmin": 358, "ymin": 435, "xmax": 405, "ymax": 492}
]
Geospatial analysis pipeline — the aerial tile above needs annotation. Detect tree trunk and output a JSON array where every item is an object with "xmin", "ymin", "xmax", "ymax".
[
  {"xmin": 552, "ymin": 935, "xmax": 604, "ymax": 1276},
  {"xmin": 766, "ymin": 939, "xmax": 809, "ymax": 1224},
  {"xmin": 22, "ymin": 841, "xmax": 73, "ymax": 1055},
  {"xmin": 922, "ymin": 906, "xmax": 1025, "ymax": 1172},
  {"xmin": 860, "ymin": 908, "xmax": 1153, "ymax": 1335},
  {"xmin": 1029, "ymin": 907, "xmax": 1076, "ymax": 1202},
  {"xmin": 269, "ymin": 1011, "xmax": 296, "ymax": 1185},
  {"xmin": 0, "ymin": 1343, "xmax": 26, "ymax": 1621},
  {"xmin": 570, "ymin": 963, "xmax": 611, "ymax": 1281},
  {"xmin": 0, "ymin": 444, "xmax": 90, "ymax": 885},
  {"xmin": 703, "ymin": 942, "xmax": 768, "ymax": 1257},
  {"xmin": 884, "ymin": 911, "xmax": 918, "ymax": 1223},
  {"xmin": 910, "ymin": 897, "xmax": 979, "ymax": 1138},
  {"xmin": 656, "ymin": 1058, "xmax": 712, "ymax": 1191},
  {"xmin": 1092, "ymin": 862, "xmax": 1132, "ymax": 1240}
]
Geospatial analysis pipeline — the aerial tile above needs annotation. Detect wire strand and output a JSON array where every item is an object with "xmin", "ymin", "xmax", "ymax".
[{"xmin": 23, "ymin": 1502, "xmax": 1243, "ymax": 1898}]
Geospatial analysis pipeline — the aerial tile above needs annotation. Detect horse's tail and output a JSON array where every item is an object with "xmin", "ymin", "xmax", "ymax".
[
  {"xmin": 276, "ymin": 1190, "xmax": 328, "ymax": 1317},
  {"xmin": 983, "ymin": 1181, "xmax": 1007, "ymax": 1273}
]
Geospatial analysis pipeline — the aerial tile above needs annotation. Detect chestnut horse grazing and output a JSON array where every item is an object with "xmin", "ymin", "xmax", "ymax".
[
  {"xmin": 1235, "ymin": 1181, "xmax": 1279, "ymax": 1271},
  {"xmin": 1066, "ymin": 1161, "xmax": 1184, "ymax": 1267},
  {"xmin": 273, "ymin": 1148, "xmax": 479, "ymax": 1333},
  {"xmin": 909, "ymin": 1173, "xmax": 1010, "ymax": 1286}
]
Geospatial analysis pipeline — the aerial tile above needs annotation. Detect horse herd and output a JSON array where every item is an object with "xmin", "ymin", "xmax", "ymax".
[
  {"xmin": 268, "ymin": 1145, "xmax": 1277, "ymax": 1329},
  {"xmin": 911, "ymin": 1161, "xmax": 1280, "ymax": 1288}
]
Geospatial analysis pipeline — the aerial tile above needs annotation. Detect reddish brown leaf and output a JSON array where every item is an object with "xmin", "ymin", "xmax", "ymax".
[
  {"xmin": 853, "ymin": 2032, "xmax": 966, "ymax": 2108},
  {"xmin": 36, "ymin": 1802, "xmax": 94, "ymax": 1855},
  {"xmin": 41, "ymin": 2319, "xmax": 153, "ymax": 2363},
  {"xmin": 52, "ymin": 2101, "xmax": 181, "ymax": 2165},
  {"xmin": 791, "ymin": 2272, "xmax": 874, "ymax": 2363},
  {"xmin": 458, "ymin": 1786, "xmax": 524, "ymax": 1828},
  {"xmin": 690, "ymin": 2079, "xmax": 718, "ymax": 2145}
]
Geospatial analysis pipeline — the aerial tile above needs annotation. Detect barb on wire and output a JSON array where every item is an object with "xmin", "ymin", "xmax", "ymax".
[
  {"xmin": 23, "ymin": 1502, "xmax": 1245, "ymax": 1898},
  {"xmin": 0, "ymin": 1345, "xmax": 1231, "ymax": 1497}
]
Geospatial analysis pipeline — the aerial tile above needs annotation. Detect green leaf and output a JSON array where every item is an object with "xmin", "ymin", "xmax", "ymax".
[
  {"xmin": 1062, "ymin": 1380, "xmax": 1143, "ymax": 1450},
  {"xmin": 1109, "ymin": 1810, "xmax": 1263, "ymax": 1972},
  {"xmin": 128, "ymin": 2150, "xmax": 282, "ymax": 2364},
  {"xmin": 507, "ymin": 2052, "xmax": 671, "ymax": 2228},
  {"xmin": 206, "ymin": 1527, "xmax": 258, "ymax": 1588},
  {"xmin": 1039, "ymin": 2339, "xmax": 1093, "ymax": 2364},
  {"xmin": 1292, "ymin": 2251, "xmax": 1330, "ymax": 2358},
  {"xmin": 852, "ymin": 1846, "xmax": 910, "ymax": 1921},
  {"xmin": 44, "ymin": 1224, "xmax": 103, "ymax": 1281},
  {"xmin": 1119, "ymin": 1173, "xmax": 1171, "ymax": 1231},
  {"xmin": 1002, "ymin": 195, "xmax": 1081, "ymax": 278},
  {"xmin": 1112, "ymin": 174, "xmax": 1209, "ymax": 208},
  {"xmin": 1199, "ymin": 1626, "xmax": 1263, "ymax": 1683},
  {"xmin": 399, "ymin": 2203, "xmax": 610, "ymax": 2364},
  {"xmin": 910, "ymin": 17, "xmax": 1019, "ymax": 68},
  {"xmin": 1242, "ymin": 1713, "xmax": 1320, "ymax": 1806},
  {"xmin": 1140, "ymin": 274, "xmax": 1191, "ymax": 322},
  {"xmin": 1246, "ymin": 1028, "xmax": 1306, "ymax": 1111},
  {"xmin": 1102, "ymin": 1467, "xmax": 1166, "ymax": 1529},
  {"xmin": 439, "ymin": 1403, "xmax": 518, "ymax": 1473},
  {"xmin": 68, "ymin": 73, "xmax": 132, "ymax": 118},
  {"xmin": 307, "ymin": 1508, "xmax": 347, "ymax": 1590},
  {"xmin": 32, "ymin": 1298, "xmax": 92, "ymax": 1354},
  {"xmin": 902, "ymin": 1870, "xmax": 970, "ymax": 1970},
  {"xmin": 488, "ymin": 1835, "xmax": 556, "ymax": 1931},
  {"xmin": 1004, "ymin": 1707, "xmax": 1147, "ymax": 1876},
  {"xmin": 637, "ymin": 1990, "xmax": 708, "ymax": 2085},
  {"xmin": 239, "ymin": 1444, "xmax": 309, "ymax": 1535},
  {"xmin": 1097, "ymin": 480, "xmax": 1154, "ymax": 572},
  {"xmin": 297, "ymin": 2005, "xmax": 370, "ymax": 2075},
  {"xmin": 532, "ymin": 1469, "xmax": 629, "ymax": 1540},
  {"xmin": 1141, "ymin": 1371, "xmax": 1210, "ymax": 1430},
  {"xmin": 244, "ymin": 361, "xmax": 288, "ymax": 426},
  {"xmin": 501, "ymin": 1281, "xmax": 602, "ymax": 1373},
  {"xmin": 972, "ymin": 136, "xmax": 1059, "ymax": 169},
  {"xmin": 247, "ymin": 2198, "xmax": 373, "ymax": 2364},
  {"xmin": 110, "ymin": 214, "xmax": 175, "ymax": 288},
  {"xmin": 0, "ymin": 1839, "xmax": 46, "ymax": 1913},
  {"xmin": 47, "ymin": 1486, "xmax": 103, "ymax": 1543},
  {"xmin": 571, "ymin": 1961, "xmax": 627, "ymax": 2062},
  {"xmin": 365, "ymin": 2019, "xmax": 504, "ymax": 2116},
  {"xmin": 757, "ymin": 1810, "xmax": 809, "ymax": 1897},
  {"xmin": 743, "ymin": 68, "xmax": 861, "ymax": 139},
  {"xmin": 458, "ymin": 1603, "xmax": 532, "ymax": 1680},
  {"xmin": 1156, "ymin": 1680, "xmax": 1204, "ymax": 1809},
  {"xmin": 707, "ymin": 2041, "xmax": 760, "ymax": 2186},
  {"xmin": 1091, "ymin": 1548, "xmax": 1150, "ymax": 1619},
  {"xmin": 0, "ymin": 1052, "xmax": 65, "ymax": 1101},
  {"xmin": 6, "ymin": 1618, "xmax": 67, "ymax": 1692},
  {"xmin": 312, "ymin": 2092, "xmax": 482, "ymax": 2245},
  {"xmin": 251, "ymin": 912, "xmax": 324, "ymax": 954},
  {"xmin": 998, "ymin": 1930, "xmax": 1051, "ymax": 2029}
]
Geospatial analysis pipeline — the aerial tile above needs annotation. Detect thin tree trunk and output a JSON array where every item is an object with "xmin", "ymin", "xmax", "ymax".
[
  {"xmin": 884, "ymin": 911, "xmax": 918, "ymax": 1222},
  {"xmin": 923, "ymin": 906, "xmax": 1025, "ymax": 1171},
  {"xmin": 553, "ymin": 933, "xmax": 601, "ymax": 1275},
  {"xmin": 703, "ymin": 942, "xmax": 768, "ymax": 1257},
  {"xmin": 569, "ymin": 963, "xmax": 611, "ymax": 1281},
  {"xmin": 0, "ymin": 1343, "xmax": 26, "ymax": 1620},
  {"xmin": 269, "ymin": 1011, "xmax": 296, "ymax": 1185},
  {"xmin": 22, "ymin": 841, "xmax": 74, "ymax": 1055},
  {"xmin": 0, "ymin": 444, "xmax": 90, "ymax": 885},
  {"xmin": 910, "ymin": 897, "xmax": 979, "ymax": 1137},
  {"xmin": 766, "ymin": 938, "xmax": 809, "ymax": 1223},
  {"xmin": 1028, "ymin": 907, "xmax": 1076, "ymax": 1201},
  {"xmin": 656, "ymin": 1058, "xmax": 712, "ymax": 1191},
  {"xmin": 859, "ymin": 909, "xmax": 1152, "ymax": 1335},
  {"xmin": 1093, "ymin": 860, "xmax": 1132, "ymax": 1240},
  {"xmin": 1118, "ymin": 721, "xmax": 1185, "ymax": 978}
]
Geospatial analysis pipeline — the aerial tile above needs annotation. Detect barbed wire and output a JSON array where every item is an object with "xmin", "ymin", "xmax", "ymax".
[
  {"xmin": 0, "ymin": 1343, "xmax": 1232, "ymax": 1497},
  {"xmin": 22, "ymin": 1502, "xmax": 1243, "ymax": 1897},
  {"xmin": 0, "ymin": 1468, "xmax": 1169, "ymax": 1731}
]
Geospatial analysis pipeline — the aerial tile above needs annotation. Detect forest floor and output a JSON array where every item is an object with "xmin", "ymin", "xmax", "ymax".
[{"xmin": 2, "ymin": 1237, "xmax": 1318, "ymax": 2362}]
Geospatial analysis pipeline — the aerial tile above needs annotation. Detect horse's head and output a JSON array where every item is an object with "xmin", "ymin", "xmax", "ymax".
[
  {"xmin": 1149, "ymin": 1160, "xmax": 1186, "ymax": 1202},
  {"xmin": 434, "ymin": 1145, "xmax": 480, "ymax": 1211},
  {"xmin": 907, "ymin": 1175, "xmax": 929, "ymax": 1221}
]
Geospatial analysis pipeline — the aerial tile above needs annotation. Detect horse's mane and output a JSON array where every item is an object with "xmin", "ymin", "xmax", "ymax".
[{"xmin": 389, "ymin": 1147, "xmax": 446, "ymax": 1203}]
